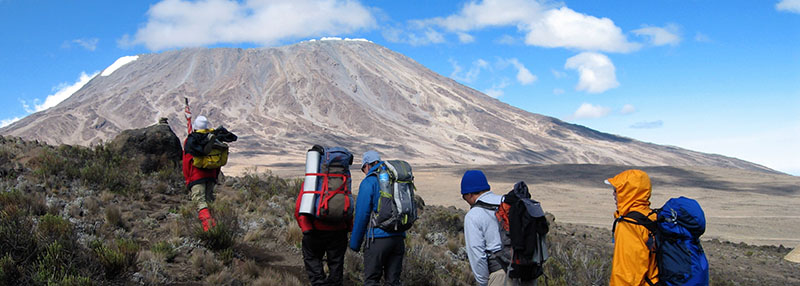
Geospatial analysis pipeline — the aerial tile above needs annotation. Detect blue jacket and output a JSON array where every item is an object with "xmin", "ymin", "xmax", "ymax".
[{"xmin": 349, "ymin": 162, "xmax": 405, "ymax": 251}]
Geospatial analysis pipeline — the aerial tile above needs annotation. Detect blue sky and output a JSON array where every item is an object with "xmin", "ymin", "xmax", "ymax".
[{"xmin": 1, "ymin": 0, "xmax": 798, "ymax": 175}]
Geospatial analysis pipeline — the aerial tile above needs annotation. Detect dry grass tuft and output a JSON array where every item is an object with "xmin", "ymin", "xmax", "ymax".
[
  {"xmin": 190, "ymin": 251, "xmax": 222, "ymax": 275},
  {"xmin": 104, "ymin": 206, "xmax": 124, "ymax": 229},
  {"xmin": 252, "ymin": 267, "xmax": 304, "ymax": 286}
]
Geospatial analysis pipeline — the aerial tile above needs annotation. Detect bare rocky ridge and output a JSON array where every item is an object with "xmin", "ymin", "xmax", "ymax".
[{"xmin": 0, "ymin": 40, "xmax": 773, "ymax": 173}]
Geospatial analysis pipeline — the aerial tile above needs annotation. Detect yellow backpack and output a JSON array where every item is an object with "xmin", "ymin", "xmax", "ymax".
[{"xmin": 191, "ymin": 129, "xmax": 229, "ymax": 169}]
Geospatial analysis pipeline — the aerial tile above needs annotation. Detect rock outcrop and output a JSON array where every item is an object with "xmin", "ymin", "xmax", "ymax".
[{"xmin": 108, "ymin": 118, "xmax": 182, "ymax": 173}]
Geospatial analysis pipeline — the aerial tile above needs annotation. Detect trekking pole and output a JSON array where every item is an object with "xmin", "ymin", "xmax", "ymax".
[{"xmin": 184, "ymin": 97, "xmax": 192, "ymax": 134}]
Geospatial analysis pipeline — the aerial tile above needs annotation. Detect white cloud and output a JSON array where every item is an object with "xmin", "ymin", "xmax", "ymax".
[
  {"xmin": 573, "ymin": 103, "xmax": 610, "ymax": 119},
  {"xmin": 777, "ymin": 0, "xmax": 800, "ymax": 13},
  {"xmin": 630, "ymin": 120, "xmax": 663, "ymax": 129},
  {"xmin": 450, "ymin": 58, "xmax": 489, "ymax": 83},
  {"xmin": 621, "ymin": 104, "xmax": 636, "ymax": 114},
  {"xmin": 564, "ymin": 52, "xmax": 619, "ymax": 93},
  {"xmin": 495, "ymin": 34, "xmax": 516, "ymax": 45},
  {"xmin": 632, "ymin": 24, "xmax": 681, "ymax": 46},
  {"xmin": 551, "ymin": 69, "xmax": 567, "ymax": 79},
  {"xmin": 101, "ymin": 56, "xmax": 139, "ymax": 76},
  {"xmin": 63, "ymin": 38, "xmax": 99, "ymax": 51},
  {"xmin": 423, "ymin": 1, "xmax": 640, "ymax": 53},
  {"xmin": 34, "ymin": 71, "xmax": 98, "ymax": 112},
  {"xmin": 484, "ymin": 80, "xmax": 510, "ymax": 98},
  {"xmin": 504, "ymin": 58, "xmax": 537, "ymax": 85},
  {"xmin": 127, "ymin": 0, "xmax": 376, "ymax": 50},
  {"xmin": 485, "ymin": 88, "xmax": 504, "ymax": 98},
  {"xmin": 383, "ymin": 27, "xmax": 446, "ymax": 46},
  {"xmin": 431, "ymin": 0, "xmax": 543, "ymax": 31},
  {"xmin": 0, "ymin": 117, "xmax": 22, "ymax": 128},
  {"xmin": 553, "ymin": 88, "xmax": 565, "ymax": 95},
  {"xmin": 524, "ymin": 7, "xmax": 641, "ymax": 53},
  {"xmin": 694, "ymin": 32, "xmax": 711, "ymax": 43},
  {"xmin": 457, "ymin": 32, "xmax": 475, "ymax": 43}
]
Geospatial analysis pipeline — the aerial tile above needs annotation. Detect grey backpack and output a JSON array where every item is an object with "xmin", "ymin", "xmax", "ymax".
[{"xmin": 370, "ymin": 160, "xmax": 417, "ymax": 232}]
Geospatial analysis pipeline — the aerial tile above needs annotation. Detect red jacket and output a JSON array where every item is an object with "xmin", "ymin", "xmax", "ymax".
[{"xmin": 182, "ymin": 138, "xmax": 219, "ymax": 187}]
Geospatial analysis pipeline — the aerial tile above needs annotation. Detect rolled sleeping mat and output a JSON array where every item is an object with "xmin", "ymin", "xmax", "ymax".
[{"xmin": 299, "ymin": 148, "xmax": 321, "ymax": 214}]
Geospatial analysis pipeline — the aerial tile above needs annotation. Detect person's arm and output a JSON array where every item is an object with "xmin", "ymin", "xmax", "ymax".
[
  {"xmin": 609, "ymin": 223, "xmax": 651, "ymax": 286},
  {"xmin": 464, "ymin": 210, "xmax": 490, "ymax": 286},
  {"xmin": 348, "ymin": 177, "xmax": 375, "ymax": 251}
]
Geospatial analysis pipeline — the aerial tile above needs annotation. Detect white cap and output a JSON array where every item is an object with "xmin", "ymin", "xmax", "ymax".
[{"xmin": 193, "ymin": 116, "xmax": 209, "ymax": 130}]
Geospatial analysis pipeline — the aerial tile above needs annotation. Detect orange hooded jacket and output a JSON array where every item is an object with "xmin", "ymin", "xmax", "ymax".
[{"xmin": 608, "ymin": 169, "xmax": 659, "ymax": 286}]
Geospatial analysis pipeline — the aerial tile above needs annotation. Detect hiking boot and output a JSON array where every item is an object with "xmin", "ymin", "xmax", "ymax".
[{"xmin": 197, "ymin": 208, "xmax": 217, "ymax": 232}]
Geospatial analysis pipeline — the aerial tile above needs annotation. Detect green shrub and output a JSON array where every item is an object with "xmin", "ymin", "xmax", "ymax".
[
  {"xmin": 37, "ymin": 214, "xmax": 73, "ymax": 242},
  {"xmin": 195, "ymin": 203, "xmax": 239, "ymax": 251},
  {"xmin": 33, "ymin": 241, "xmax": 68, "ymax": 285},
  {"xmin": 0, "ymin": 254, "xmax": 18, "ymax": 284},
  {"xmin": 91, "ymin": 238, "xmax": 139, "ymax": 278},
  {"xmin": 236, "ymin": 170, "xmax": 301, "ymax": 201},
  {"xmin": 29, "ymin": 143, "xmax": 143, "ymax": 194},
  {"xmin": 59, "ymin": 275, "xmax": 92, "ymax": 286},
  {"xmin": 151, "ymin": 241, "xmax": 178, "ymax": 262},
  {"xmin": 0, "ymin": 189, "xmax": 47, "ymax": 216},
  {"xmin": 196, "ymin": 223, "xmax": 236, "ymax": 251},
  {"xmin": 0, "ymin": 206, "xmax": 38, "ymax": 265}
]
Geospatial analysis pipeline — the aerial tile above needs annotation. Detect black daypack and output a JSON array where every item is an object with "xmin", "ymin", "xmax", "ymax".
[
  {"xmin": 474, "ymin": 181, "xmax": 549, "ymax": 281},
  {"xmin": 369, "ymin": 160, "xmax": 417, "ymax": 232}
]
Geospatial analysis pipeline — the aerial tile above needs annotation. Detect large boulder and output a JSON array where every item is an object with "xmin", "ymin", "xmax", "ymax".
[{"xmin": 109, "ymin": 118, "xmax": 182, "ymax": 173}]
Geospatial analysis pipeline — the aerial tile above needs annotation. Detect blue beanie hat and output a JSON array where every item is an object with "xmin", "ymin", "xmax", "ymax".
[{"xmin": 461, "ymin": 170, "xmax": 490, "ymax": 194}]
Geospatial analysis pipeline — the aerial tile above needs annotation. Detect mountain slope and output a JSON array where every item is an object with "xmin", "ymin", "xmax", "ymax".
[{"xmin": 0, "ymin": 40, "xmax": 772, "ymax": 172}]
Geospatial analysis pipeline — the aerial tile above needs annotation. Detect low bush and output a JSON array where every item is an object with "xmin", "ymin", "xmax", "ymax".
[
  {"xmin": 195, "ymin": 202, "xmax": 239, "ymax": 251},
  {"xmin": 235, "ymin": 169, "xmax": 301, "ymax": 201},
  {"xmin": 29, "ymin": 143, "xmax": 142, "ymax": 194},
  {"xmin": 151, "ymin": 241, "xmax": 177, "ymax": 262},
  {"xmin": 91, "ymin": 238, "xmax": 139, "ymax": 278}
]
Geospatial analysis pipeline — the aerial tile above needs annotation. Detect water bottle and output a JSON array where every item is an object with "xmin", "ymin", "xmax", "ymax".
[{"xmin": 379, "ymin": 166, "xmax": 391, "ymax": 192}]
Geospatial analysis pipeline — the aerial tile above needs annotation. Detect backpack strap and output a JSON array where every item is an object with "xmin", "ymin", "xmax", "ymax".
[
  {"xmin": 612, "ymin": 210, "xmax": 658, "ymax": 235},
  {"xmin": 472, "ymin": 200, "xmax": 499, "ymax": 211}
]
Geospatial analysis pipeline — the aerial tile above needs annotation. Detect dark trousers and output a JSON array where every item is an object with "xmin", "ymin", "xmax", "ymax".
[
  {"xmin": 302, "ymin": 230, "xmax": 348, "ymax": 286},
  {"xmin": 363, "ymin": 236, "xmax": 404, "ymax": 286}
]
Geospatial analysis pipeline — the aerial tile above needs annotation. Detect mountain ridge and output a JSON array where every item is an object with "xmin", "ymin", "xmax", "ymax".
[{"xmin": 0, "ymin": 40, "xmax": 774, "ymax": 173}]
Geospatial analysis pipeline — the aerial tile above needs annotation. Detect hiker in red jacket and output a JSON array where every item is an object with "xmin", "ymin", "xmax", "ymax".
[{"xmin": 182, "ymin": 115, "xmax": 221, "ymax": 232}]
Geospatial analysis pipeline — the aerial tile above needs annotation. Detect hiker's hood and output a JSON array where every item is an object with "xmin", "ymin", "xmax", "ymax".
[{"xmin": 608, "ymin": 169, "xmax": 652, "ymax": 218}]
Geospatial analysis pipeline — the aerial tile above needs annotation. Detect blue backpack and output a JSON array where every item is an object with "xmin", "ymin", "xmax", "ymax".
[{"xmin": 614, "ymin": 196, "xmax": 710, "ymax": 286}]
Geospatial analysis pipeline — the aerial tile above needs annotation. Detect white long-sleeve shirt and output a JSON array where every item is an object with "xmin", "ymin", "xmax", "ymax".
[{"xmin": 464, "ymin": 191, "xmax": 504, "ymax": 286}]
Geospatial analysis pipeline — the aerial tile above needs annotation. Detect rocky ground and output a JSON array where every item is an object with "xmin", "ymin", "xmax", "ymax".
[{"xmin": 1, "ymin": 131, "xmax": 798, "ymax": 285}]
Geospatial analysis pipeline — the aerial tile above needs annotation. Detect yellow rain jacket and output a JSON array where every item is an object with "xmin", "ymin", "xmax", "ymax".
[{"xmin": 608, "ymin": 169, "xmax": 659, "ymax": 286}]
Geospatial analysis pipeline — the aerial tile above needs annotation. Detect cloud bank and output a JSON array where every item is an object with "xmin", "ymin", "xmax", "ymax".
[
  {"xmin": 573, "ymin": 103, "xmax": 610, "ymax": 119},
  {"xmin": 127, "ymin": 0, "xmax": 376, "ymax": 50},
  {"xmin": 632, "ymin": 24, "xmax": 681, "ymax": 46},
  {"xmin": 564, "ymin": 52, "xmax": 619, "ymax": 93},
  {"xmin": 630, "ymin": 120, "xmax": 663, "ymax": 129},
  {"xmin": 621, "ymin": 104, "xmax": 636, "ymax": 114},
  {"xmin": 506, "ymin": 59, "xmax": 537, "ymax": 85},
  {"xmin": 777, "ymin": 0, "xmax": 800, "ymax": 13},
  {"xmin": 424, "ymin": 0, "xmax": 640, "ymax": 53},
  {"xmin": 34, "ymin": 72, "xmax": 98, "ymax": 112}
]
